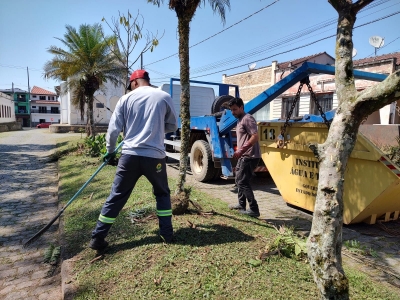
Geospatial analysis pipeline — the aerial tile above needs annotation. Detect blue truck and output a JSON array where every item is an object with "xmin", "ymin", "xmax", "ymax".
[{"xmin": 164, "ymin": 62, "xmax": 387, "ymax": 182}]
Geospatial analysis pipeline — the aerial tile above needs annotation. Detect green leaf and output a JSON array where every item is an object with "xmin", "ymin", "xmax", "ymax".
[
  {"xmin": 247, "ymin": 259, "xmax": 262, "ymax": 267},
  {"xmin": 273, "ymin": 236, "xmax": 281, "ymax": 247},
  {"xmin": 295, "ymin": 244, "xmax": 301, "ymax": 256}
]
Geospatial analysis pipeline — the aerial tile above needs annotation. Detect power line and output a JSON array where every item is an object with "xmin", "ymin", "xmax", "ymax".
[
  {"xmin": 0, "ymin": 64, "xmax": 42, "ymax": 72},
  {"xmin": 186, "ymin": 0, "xmax": 399, "ymax": 75},
  {"xmin": 150, "ymin": 0, "xmax": 397, "ymax": 80},
  {"xmin": 188, "ymin": 9, "xmax": 400, "ymax": 80},
  {"xmin": 146, "ymin": 0, "xmax": 393, "ymax": 71},
  {"xmin": 144, "ymin": 0, "xmax": 281, "ymax": 67}
]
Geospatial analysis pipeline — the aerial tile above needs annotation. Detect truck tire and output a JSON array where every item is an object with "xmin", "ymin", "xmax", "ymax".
[
  {"xmin": 190, "ymin": 140, "xmax": 215, "ymax": 182},
  {"xmin": 211, "ymin": 95, "xmax": 234, "ymax": 114}
]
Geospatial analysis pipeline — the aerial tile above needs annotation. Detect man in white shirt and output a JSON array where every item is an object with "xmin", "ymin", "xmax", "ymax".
[{"xmin": 90, "ymin": 70, "xmax": 178, "ymax": 251}]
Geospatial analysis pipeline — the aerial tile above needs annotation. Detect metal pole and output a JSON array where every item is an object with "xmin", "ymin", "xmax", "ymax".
[
  {"xmin": 27, "ymin": 67, "xmax": 31, "ymax": 127},
  {"xmin": 140, "ymin": 52, "xmax": 143, "ymax": 69}
]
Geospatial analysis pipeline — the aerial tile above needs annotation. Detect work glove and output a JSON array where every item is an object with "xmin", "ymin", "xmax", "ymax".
[
  {"xmin": 103, "ymin": 151, "xmax": 116, "ymax": 162},
  {"xmin": 233, "ymin": 142, "xmax": 252, "ymax": 160}
]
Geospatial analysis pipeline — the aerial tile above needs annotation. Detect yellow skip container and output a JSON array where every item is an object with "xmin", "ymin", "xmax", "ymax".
[{"xmin": 259, "ymin": 122, "xmax": 400, "ymax": 224}]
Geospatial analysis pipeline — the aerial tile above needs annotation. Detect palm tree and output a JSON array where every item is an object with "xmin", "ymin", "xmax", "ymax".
[
  {"xmin": 147, "ymin": 0, "xmax": 230, "ymax": 195},
  {"xmin": 44, "ymin": 24, "xmax": 125, "ymax": 136}
]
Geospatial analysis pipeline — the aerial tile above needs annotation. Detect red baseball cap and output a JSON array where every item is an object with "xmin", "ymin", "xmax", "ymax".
[{"xmin": 127, "ymin": 70, "xmax": 150, "ymax": 90}]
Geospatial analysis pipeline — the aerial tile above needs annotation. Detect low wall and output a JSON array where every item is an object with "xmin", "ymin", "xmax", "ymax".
[
  {"xmin": 49, "ymin": 124, "xmax": 108, "ymax": 133},
  {"xmin": 0, "ymin": 122, "xmax": 23, "ymax": 132},
  {"xmin": 359, "ymin": 124, "xmax": 400, "ymax": 147}
]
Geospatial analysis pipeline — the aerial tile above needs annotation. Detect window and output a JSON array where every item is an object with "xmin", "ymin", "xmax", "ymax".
[
  {"xmin": 32, "ymin": 95, "xmax": 37, "ymax": 98},
  {"xmin": 49, "ymin": 96, "xmax": 54, "ymax": 100},
  {"xmin": 32, "ymin": 106, "xmax": 36, "ymax": 108},
  {"xmin": 51, "ymin": 107, "xmax": 59, "ymax": 113},
  {"xmin": 281, "ymin": 97, "xmax": 299, "ymax": 119},
  {"xmin": 39, "ymin": 106, "xmax": 47, "ymax": 113},
  {"xmin": 39, "ymin": 96, "xmax": 46, "ymax": 100},
  {"xmin": 310, "ymin": 93, "xmax": 333, "ymax": 115},
  {"xmin": 18, "ymin": 94, "xmax": 26, "ymax": 102},
  {"xmin": 18, "ymin": 106, "xmax": 26, "ymax": 113}
]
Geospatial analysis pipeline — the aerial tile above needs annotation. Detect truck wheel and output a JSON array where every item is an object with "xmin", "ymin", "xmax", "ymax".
[
  {"xmin": 211, "ymin": 95, "xmax": 234, "ymax": 114},
  {"xmin": 190, "ymin": 140, "xmax": 215, "ymax": 182}
]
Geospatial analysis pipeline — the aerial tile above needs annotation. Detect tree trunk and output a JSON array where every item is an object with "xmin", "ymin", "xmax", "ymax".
[
  {"xmin": 308, "ymin": 0, "xmax": 400, "ymax": 295},
  {"xmin": 175, "ymin": 16, "xmax": 191, "ymax": 195},
  {"xmin": 307, "ymin": 2, "xmax": 363, "ymax": 299},
  {"xmin": 86, "ymin": 96, "xmax": 95, "ymax": 137}
]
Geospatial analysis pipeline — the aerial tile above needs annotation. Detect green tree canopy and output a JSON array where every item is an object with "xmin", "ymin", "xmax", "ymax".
[{"xmin": 44, "ymin": 23, "xmax": 125, "ymax": 136}]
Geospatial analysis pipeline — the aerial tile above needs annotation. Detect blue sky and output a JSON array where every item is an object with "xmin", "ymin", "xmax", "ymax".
[{"xmin": 0, "ymin": 0, "xmax": 399, "ymax": 93}]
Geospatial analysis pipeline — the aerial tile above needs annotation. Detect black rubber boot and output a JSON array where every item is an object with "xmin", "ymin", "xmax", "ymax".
[{"xmin": 89, "ymin": 237, "xmax": 109, "ymax": 251}]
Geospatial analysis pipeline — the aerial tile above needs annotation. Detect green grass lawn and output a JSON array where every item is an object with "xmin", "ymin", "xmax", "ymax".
[{"xmin": 56, "ymin": 139, "xmax": 400, "ymax": 300}]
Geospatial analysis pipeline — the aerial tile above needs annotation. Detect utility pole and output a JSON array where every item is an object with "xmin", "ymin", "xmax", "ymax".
[
  {"xmin": 140, "ymin": 52, "xmax": 143, "ymax": 69},
  {"xmin": 27, "ymin": 66, "xmax": 32, "ymax": 127}
]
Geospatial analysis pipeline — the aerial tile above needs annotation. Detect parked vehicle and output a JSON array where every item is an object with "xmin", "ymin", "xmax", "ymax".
[
  {"xmin": 36, "ymin": 122, "xmax": 51, "ymax": 128},
  {"xmin": 163, "ymin": 64, "xmax": 400, "ymax": 225},
  {"xmin": 159, "ymin": 83, "xmax": 216, "ymax": 117},
  {"xmin": 164, "ymin": 63, "xmax": 386, "ymax": 182}
]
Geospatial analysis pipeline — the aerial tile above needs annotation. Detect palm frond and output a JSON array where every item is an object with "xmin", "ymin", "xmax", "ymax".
[{"xmin": 204, "ymin": 0, "xmax": 230, "ymax": 24}]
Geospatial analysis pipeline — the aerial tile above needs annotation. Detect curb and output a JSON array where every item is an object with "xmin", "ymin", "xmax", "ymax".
[
  {"xmin": 57, "ymin": 161, "xmax": 77, "ymax": 300},
  {"xmin": 61, "ymin": 259, "xmax": 76, "ymax": 300}
]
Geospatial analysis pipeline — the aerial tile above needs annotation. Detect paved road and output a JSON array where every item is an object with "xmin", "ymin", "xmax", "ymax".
[{"xmin": 0, "ymin": 129, "xmax": 80, "ymax": 300}]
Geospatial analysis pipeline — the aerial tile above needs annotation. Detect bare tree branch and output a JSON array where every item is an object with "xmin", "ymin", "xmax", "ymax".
[
  {"xmin": 328, "ymin": 0, "xmax": 351, "ymax": 11},
  {"xmin": 355, "ymin": 70, "xmax": 400, "ymax": 116},
  {"xmin": 101, "ymin": 9, "xmax": 163, "ymax": 92}
]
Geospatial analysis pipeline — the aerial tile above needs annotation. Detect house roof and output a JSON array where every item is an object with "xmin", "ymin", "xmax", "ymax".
[
  {"xmin": 31, "ymin": 86, "xmax": 57, "ymax": 95},
  {"xmin": 31, "ymin": 100, "xmax": 60, "ymax": 105},
  {"xmin": 277, "ymin": 52, "xmax": 334, "ymax": 69},
  {"xmin": 354, "ymin": 51, "xmax": 400, "ymax": 66}
]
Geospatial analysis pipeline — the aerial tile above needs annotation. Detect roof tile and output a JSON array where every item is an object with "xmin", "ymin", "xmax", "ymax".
[
  {"xmin": 277, "ymin": 52, "xmax": 333, "ymax": 69},
  {"xmin": 31, "ymin": 86, "xmax": 57, "ymax": 96},
  {"xmin": 354, "ymin": 51, "xmax": 400, "ymax": 66}
]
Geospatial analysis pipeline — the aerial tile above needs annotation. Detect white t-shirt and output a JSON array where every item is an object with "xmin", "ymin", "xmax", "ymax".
[{"xmin": 106, "ymin": 86, "xmax": 178, "ymax": 159}]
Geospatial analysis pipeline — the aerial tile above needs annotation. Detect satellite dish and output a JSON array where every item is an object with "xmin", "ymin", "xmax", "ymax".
[
  {"xmin": 369, "ymin": 36, "xmax": 385, "ymax": 48},
  {"xmin": 248, "ymin": 63, "xmax": 257, "ymax": 71},
  {"xmin": 352, "ymin": 48, "xmax": 357, "ymax": 58}
]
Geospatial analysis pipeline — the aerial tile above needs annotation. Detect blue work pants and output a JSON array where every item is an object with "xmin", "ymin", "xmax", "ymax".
[{"xmin": 92, "ymin": 154, "xmax": 173, "ymax": 240}]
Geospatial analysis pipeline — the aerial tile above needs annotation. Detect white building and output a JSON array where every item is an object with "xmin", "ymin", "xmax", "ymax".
[
  {"xmin": 59, "ymin": 81, "xmax": 124, "ymax": 125},
  {"xmin": 30, "ymin": 86, "xmax": 60, "ymax": 126},
  {"xmin": 0, "ymin": 91, "xmax": 16, "ymax": 123}
]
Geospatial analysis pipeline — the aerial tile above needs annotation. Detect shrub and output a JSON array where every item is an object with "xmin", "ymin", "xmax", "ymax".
[{"xmin": 78, "ymin": 133, "xmax": 123, "ymax": 157}]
